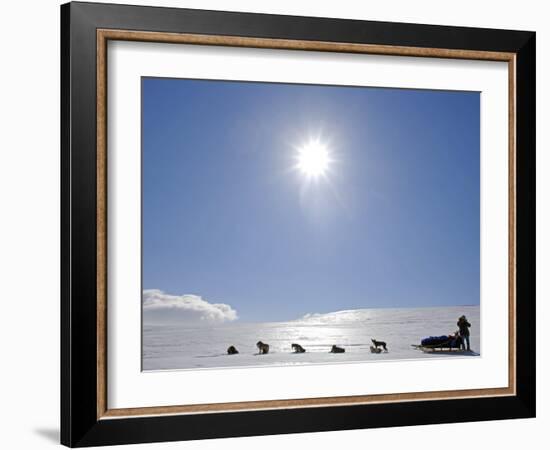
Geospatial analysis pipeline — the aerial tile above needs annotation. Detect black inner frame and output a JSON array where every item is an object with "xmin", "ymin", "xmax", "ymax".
[{"xmin": 61, "ymin": 2, "xmax": 535, "ymax": 447}]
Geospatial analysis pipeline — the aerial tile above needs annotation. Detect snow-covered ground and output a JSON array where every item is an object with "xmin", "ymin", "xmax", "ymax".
[{"xmin": 142, "ymin": 305, "xmax": 480, "ymax": 371}]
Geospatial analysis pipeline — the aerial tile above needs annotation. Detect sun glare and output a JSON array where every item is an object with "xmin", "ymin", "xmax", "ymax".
[{"xmin": 296, "ymin": 140, "xmax": 330, "ymax": 178}]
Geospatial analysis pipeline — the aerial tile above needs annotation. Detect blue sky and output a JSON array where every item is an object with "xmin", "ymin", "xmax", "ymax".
[{"xmin": 142, "ymin": 78, "xmax": 480, "ymax": 322}]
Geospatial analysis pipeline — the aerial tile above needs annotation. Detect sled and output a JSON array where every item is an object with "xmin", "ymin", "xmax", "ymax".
[{"xmin": 411, "ymin": 343, "xmax": 467, "ymax": 353}]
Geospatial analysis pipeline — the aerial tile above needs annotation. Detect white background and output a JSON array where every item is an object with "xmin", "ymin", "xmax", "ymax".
[
  {"xmin": 0, "ymin": 0, "xmax": 546, "ymax": 449},
  {"xmin": 108, "ymin": 42, "xmax": 509, "ymax": 408}
]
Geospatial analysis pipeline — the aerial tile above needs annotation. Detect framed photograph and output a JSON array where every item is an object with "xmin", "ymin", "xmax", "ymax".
[{"xmin": 61, "ymin": 1, "xmax": 535, "ymax": 447}]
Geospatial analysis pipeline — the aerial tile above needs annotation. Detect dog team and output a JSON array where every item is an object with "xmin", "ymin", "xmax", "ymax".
[{"xmin": 226, "ymin": 339, "xmax": 389, "ymax": 355}]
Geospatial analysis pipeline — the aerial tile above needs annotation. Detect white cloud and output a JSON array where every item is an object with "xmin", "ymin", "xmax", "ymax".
[{"xmin": 143, "ymin": 289, "xmax": 238, "ymax": 325}]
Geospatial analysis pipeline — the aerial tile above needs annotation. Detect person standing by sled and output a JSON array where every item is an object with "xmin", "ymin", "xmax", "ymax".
[{"xmin": 457, "ymin": 315, "xmax": 471, "ymax": 351}]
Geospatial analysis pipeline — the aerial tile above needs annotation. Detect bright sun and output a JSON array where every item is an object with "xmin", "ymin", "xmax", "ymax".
[{"xmin": 296, "ymin": 140, "xmax": 330, "ymax": 178}]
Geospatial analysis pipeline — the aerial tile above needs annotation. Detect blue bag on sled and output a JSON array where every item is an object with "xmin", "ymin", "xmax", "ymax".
[{"xmin": 421, "ymin": 335, "xmax": 449, "ymax": 346}]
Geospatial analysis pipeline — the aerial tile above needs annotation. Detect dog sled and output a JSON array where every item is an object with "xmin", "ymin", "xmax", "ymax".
[{"xmin": 411, "ymin": 335, "xmax": 466, "ymax": 353}]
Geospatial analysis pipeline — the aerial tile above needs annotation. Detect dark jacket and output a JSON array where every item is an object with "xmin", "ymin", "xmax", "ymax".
[{"xmin": 457, "ymin": 318, "xmax": 471, "ymax": 336}]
